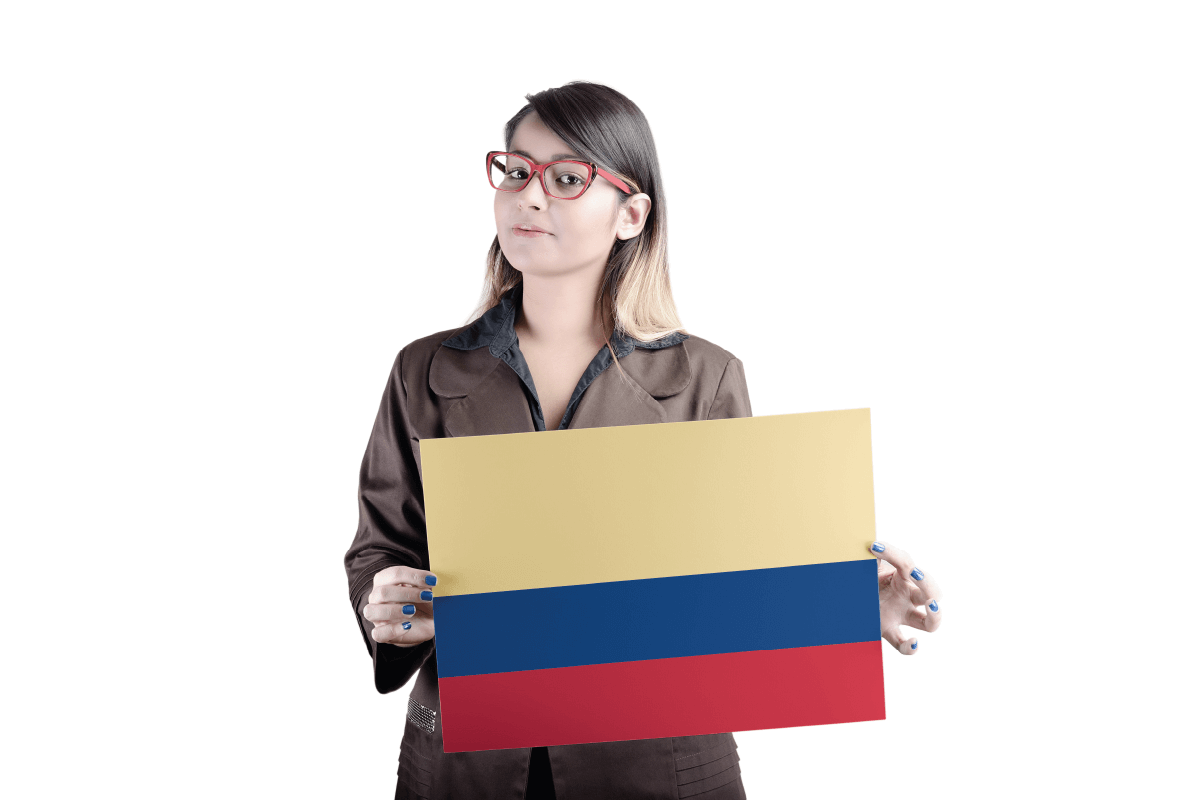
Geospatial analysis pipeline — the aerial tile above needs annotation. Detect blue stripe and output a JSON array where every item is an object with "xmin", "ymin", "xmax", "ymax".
[{"xmin": 433, "ymin": 559, "xmax": 880, "ymax": 679}]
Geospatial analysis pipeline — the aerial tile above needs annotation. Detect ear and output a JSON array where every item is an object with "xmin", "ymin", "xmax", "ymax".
[{"xmin": 615, "ymin": 193, "xmax": 652, "ymax": 240}]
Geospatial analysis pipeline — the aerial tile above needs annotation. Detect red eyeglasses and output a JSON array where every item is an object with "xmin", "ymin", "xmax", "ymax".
[{"xmin": 486, "ymin": 150, "xmax": 634, "ymax": 199}]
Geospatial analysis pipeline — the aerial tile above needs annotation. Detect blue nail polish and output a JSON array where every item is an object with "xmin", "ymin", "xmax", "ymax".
[
  {"xmin": 402, "ymin": 621, "xmax": 412, "ymax": 630},
  {"xmin": 911, "ymin": 641, "xmax": 918, "ymax": 650},
  {"xmin": 929, "ymin": 600, "xmax": 939, "ymax": 612},
  {"xmin": 403, "ymin": 604, "xmax": 415, "ymax": 615},
  {"xmin": 871, "ymin": 542, "xmax": 885, "ymax": 553},
  {"xmin": 910, "ymin": 568, "xmax": 924, "ymax": 581},
  {"xmin": 426, "ymin": 575, "xmax": 437, "ymax": 586},
  {"xmin": 420, "ymin": 590, "xmax": 433, "ymax": 601}
]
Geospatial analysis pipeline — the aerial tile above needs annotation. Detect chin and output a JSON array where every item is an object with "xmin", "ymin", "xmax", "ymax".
[
  {"xmin": 499, "ymin": 250, "xmax": 530, "ymax": 271},
  {"xmin": 499, "ymin": 248, "xmax": 548, "ymax": 274}
]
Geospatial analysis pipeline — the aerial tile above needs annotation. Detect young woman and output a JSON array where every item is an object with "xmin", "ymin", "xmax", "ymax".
[{"xmin": 344, "ymin": 81, "xmax": 942, "ymax": 800}]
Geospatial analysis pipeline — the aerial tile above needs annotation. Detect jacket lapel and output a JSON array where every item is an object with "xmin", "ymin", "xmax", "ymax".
[
  {"xmin": 429, "ymin": 345, "xmax": 537, "ymax": 438},
  {"xmin": 568, "ymin": 342, "xmax": 691, "ymax": 429}
]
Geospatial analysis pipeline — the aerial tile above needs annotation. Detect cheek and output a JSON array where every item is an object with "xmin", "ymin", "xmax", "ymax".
[
  {"xmin": 494, "ymin": 195, "xmax": 521, "ymax": 242},
  {"xmin": 573, "ymin": 197, "xmax": 617, "ymax": 237},
  {"xmin": 555, "ymin": 211, "xmax": 601, "ymax": 247},
  {"xmin": 590, "ymin": 192, "xmax": 622, "ymax": 233}
]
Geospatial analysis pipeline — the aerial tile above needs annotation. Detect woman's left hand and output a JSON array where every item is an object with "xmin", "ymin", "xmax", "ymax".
[{"xmin": 868, "ymin": 540, "xmax": 942, "ymax": 655}]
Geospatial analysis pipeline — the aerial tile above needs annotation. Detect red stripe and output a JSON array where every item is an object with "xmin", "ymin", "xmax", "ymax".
[{"xmin": 438, "ymin": 641, "xmax": 885, "ymax": 752}]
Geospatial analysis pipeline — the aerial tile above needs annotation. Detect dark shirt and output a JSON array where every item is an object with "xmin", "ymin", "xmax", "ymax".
[
  {"xmin": 441, "ymin": 282, "xmax": 690, "ymax": 797},
  {"xmin": 526, "ymin": 744, "xmax": 556, "ymax": 799},
  {"xmin": 440, "ymin": 282, "xmax": 688, "ymax": 432}
]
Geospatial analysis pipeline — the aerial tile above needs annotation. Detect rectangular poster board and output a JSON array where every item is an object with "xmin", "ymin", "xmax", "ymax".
[{"xmin": 420, "ymin": 408, "xmax": 885, "ymax": 752}]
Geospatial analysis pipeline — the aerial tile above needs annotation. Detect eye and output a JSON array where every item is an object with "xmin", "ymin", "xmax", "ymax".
[
  {"xmin": 557, "ymin": 173, "xmax": 584, "ymax": 185},
  {"xmin": 508, "ymin": 168, "xmax": 529, "ymax": 179}
]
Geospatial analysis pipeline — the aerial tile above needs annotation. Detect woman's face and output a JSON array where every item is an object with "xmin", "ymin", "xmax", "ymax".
[{"xmin": 494, "ymin": 113, "xmax": 640, "ymax": 279}]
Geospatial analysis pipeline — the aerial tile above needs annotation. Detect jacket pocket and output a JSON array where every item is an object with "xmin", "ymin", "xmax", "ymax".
[{"xmin": 673, "ymin": 734, "xmax": 742, "ymax": 798}]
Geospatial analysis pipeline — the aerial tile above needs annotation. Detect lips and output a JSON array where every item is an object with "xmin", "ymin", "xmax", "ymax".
[{"xmin": 513, "ymin": 224, "xmax": 550, "ymax": 234}]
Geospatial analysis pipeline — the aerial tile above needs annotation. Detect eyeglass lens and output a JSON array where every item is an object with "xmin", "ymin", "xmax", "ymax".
[{"xmin": 489, "ymin": 153, "xmax": 591, "ymax": 199}]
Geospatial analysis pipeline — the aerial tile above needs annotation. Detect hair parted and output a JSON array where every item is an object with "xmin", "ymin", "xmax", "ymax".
[{"xmin": 469, "ymin": 81, "xmax": 685, "ymax": 369}]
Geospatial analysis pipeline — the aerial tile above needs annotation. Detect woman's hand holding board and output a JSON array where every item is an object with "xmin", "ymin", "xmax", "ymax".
[
  {"xmin": 363, "ymin": 566, "xmax": 438, "ymax": 648},
  {"xmin": 869, "ymin": 541, "xmax": 942, "ymax": 655}
]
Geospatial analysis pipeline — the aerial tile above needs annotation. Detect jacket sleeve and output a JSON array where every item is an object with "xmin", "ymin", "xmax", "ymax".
[
  {"xmin": 706, "ymin": 356, "xmax": 753, "ymax": 420},
  {"xmin": 344, "ymin": 347, "xmax": 436, "ymax": 694}
]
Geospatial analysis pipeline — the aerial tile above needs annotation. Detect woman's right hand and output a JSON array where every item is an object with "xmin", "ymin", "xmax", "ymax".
[{"xmin": 362, "ymin": 566, "xmax": 437, "ymax": 648}]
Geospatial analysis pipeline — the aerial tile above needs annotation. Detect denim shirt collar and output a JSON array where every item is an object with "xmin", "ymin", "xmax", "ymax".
[
  {"xmin": 440, "ymin": 282, "xmax": 688, "ymax": 357},
  {"xmin": 437, "ymin": 282, "xmax": 689, "ymax": 431}
]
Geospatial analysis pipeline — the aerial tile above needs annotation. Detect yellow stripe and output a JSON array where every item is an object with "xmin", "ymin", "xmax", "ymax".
[{"xmin": 420, "ymin": 408, "xmax": 876, "ymax": 597}]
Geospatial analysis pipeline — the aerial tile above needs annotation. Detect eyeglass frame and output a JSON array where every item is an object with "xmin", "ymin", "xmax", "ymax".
[{"xmin": 485, "ymin": 150, "xmax": 635, "ymax": 199}]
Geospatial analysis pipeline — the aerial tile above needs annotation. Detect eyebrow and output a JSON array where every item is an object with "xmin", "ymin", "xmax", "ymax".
[{"xmin": 510, "ymin": 148, "xmax": 585, "ymax": 163}]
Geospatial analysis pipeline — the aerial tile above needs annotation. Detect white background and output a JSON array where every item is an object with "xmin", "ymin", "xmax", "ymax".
[{"xmin": 2, "ymin": 2, "xmax": 1196, "ymax": 798}]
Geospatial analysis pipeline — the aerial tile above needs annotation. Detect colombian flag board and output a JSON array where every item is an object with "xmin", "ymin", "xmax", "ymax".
[{"xmin": 420, "ymin": 408, "xmax": 885, "ymax": 752}]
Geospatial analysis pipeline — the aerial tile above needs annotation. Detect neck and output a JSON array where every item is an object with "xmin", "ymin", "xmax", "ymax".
[{"xmin": 514, "ymin": 275, "xmax": 607, "ymax": 349}]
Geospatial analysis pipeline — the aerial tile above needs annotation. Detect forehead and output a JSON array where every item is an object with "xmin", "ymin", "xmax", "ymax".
[{"xmin": 510, "ymin": 114, "xmax": 582, "ymax": 162}]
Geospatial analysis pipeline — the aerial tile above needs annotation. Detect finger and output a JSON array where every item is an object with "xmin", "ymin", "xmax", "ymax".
[
  {"xmin": 868, "ymin": 541, "xmax": 916, "ymax": 579},
  {"xmin": 903, "ymin": 603, "xmax": 941, "ymax": 633},
  {"xmin": 363, "ymin": 601, "xmax": 425, "ymax": 624},
  {"xmin": 368, "ymin": 583, "xmax": 436, "ymax": 605},
  {"xmin": 374, "ymin": 618, "xmax": 434, "ymax": 647},
  {"xmin": 372, "ymin": 565, "xmax": 439, "ymax": 590},
  {"xmin": 921, "ymin": 596, "xmax": 942, "ymax": 631},
  {"xmin": 870, "ymin": 541, "xmax": 939, "ymax": 603},
  {"xmin": 881, "ymin": 625, "xmax": 918, "ymax": 655},
  {"xmin": 912, "ymin": 573, "xmax": 940, "ymax": 609},
  {"xmin": 371, "ymin": 619, "xmax": 416, "ymax": 643},
  {"xmin": 906, "ymin": 570, "xmax": 942, "ymax": 607}
]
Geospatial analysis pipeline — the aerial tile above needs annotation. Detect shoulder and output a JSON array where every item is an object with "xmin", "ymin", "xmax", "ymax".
[
  {"xmin": 379, "ymin": 326, "xmax": 467, "ymax": 392},
  {"xmin": 677, "ymin": 332, "xmax": 744, "ymax": 384},
  {"xmin": 676, "ymin": 333, "xmax": 751, "ymax": 418},
  {"xmin": 398, "ymin": 327, "xmax": 464, "ymax": 364},
  {"xmin": 677, "ymin": 332, "xmax": 739, "ymax": 365}
]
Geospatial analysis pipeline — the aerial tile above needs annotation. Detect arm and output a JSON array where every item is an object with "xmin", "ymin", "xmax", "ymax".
[{"xmin": 344, "ymin": 347, "xmax": 435, "ymax": 694}]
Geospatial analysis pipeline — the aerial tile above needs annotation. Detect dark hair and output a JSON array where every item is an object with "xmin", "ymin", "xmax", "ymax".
[
  {"xmin": 474, "ymin": 81, "xmax": 684, "ymax": 353},
  {"xmin": 503, "ymin": 82, "xmax": 656, "ymax": 210}
]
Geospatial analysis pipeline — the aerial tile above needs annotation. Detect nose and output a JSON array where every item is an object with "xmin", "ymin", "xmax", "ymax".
[{"xmin": 516, "ymin": 167, "xmax": 548, "ymax": 210}]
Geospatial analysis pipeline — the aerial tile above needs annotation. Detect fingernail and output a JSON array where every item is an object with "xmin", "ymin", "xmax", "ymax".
[
  {"xmin": 870, "ymin": 542, "xmax": 885, "ymax": 553},
  {"xmin": 910, "ymin": 568, "xmax": 924, "ymax": 581},
  {"xmin": 403, "ymin": 604, "xmax": 415, "ymax": 615},
  {"xmin": 420, "ymin": 590, "xmax": 433, "ymax": 601},
  {"xmin": 911, "ymin": 640, "xmax": 918, "ymax": 650},
  {"xmin": 929, "ymin": 600, "xmax": 939, "ymax": 612},
  {"xmin": 426, "ymin": 575, "xmax": 437, "ymax": 586},
  {"xmin": 402, "ymin": 621, "xmax": 412, "ymax": 630}
]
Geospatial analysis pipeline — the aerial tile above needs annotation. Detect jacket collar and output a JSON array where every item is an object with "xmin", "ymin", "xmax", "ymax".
[{"xmin": 428, "ymin": 283, "xmax": 691, "ymax": 436}]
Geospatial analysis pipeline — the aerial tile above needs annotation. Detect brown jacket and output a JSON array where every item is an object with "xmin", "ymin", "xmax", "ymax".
[{"xmin": 345, "ymin": 284, "xmax": 753, "ymax": 799}]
